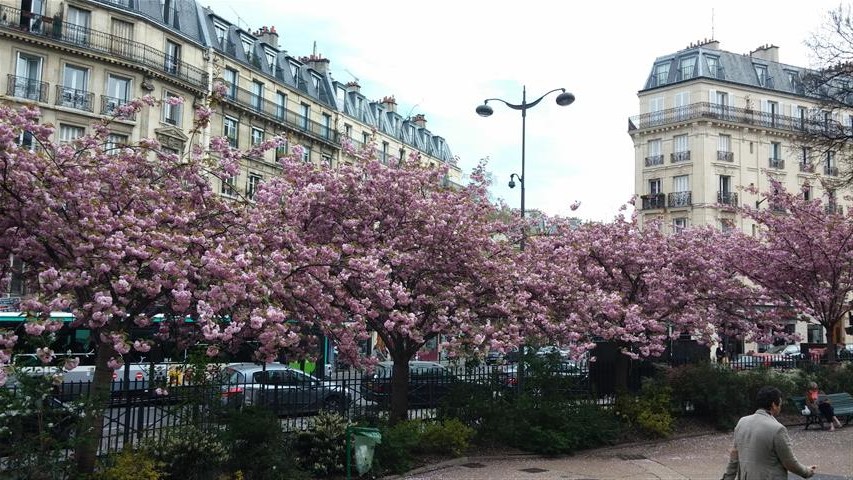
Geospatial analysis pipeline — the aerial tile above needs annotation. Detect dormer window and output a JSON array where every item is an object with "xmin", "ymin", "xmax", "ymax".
[
  {"xmin": 263, "ymin": 46, "xmax": 276, "ymax": 70},
  {"xmin": 311, "ymin": 73, "xmax": 321, "ymax": 91},
  {"xmin": 678, "ymin": 57, "xmax": 696, "ymax": 81},
  {"xmin": 213, "ymin": 20, "xmax": 228, "ymax": 45},
  {"xmin": 289, "ymin": 62, "xmax": 300, "ymax": 82},
  {"xmin": 706, "ymin": 56, "xmax": 721, "ymax": 78},
  {"xmin": 653, "ymin": 62, "xmax": 670, "ymax": 86},
  {"xmin": 754, "ymin": 64, "xmax": 768, "ymax": 87},
  {"xmin": 239, "ymin": 33, "xmax": 254, "ymax": 58},
  {"xmin": 162, "ymin": 0, "xmax": 179, "ymax": 28}
]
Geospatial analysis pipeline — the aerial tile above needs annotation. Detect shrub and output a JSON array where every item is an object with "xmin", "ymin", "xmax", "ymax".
[
  {"xmin": 140, "ymin": 425, "xmax": 228, "ymax": 480},
  {"xmin": 614, "ymin": 378, "xmax": 674, "ymax": 438},
  {"xmin": 419, "ymin": 418, "xmax": 474, "ymax": 456},
  {"xmin": 793, "ymin": 362, "xmax": 853, "ymax": 396},
  {"xmin": 373, "ymin": 420, "xmax": 423, "ymax": 474},
  {"xmin": 223, "ymin": 407, "xmax": 305, "ymax": 480},
  {"xmin": 293, "ymin": 410, "xmax": 348, "ymax": 477},
  {"xmin": 96, "ymin": 448, "xmax": 161, "ymax": 480}
]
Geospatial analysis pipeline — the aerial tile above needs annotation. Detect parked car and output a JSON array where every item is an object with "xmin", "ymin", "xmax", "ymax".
[
  {"xmin": 220, "ymin": 363, "xmax": 353, "ymax": 416},
  {"xmin": 731, "ymin": 354, "xmax": 772, "ymax": 370},
  {"xmin": 485, "ymin": 350, "xmax": 504, "ymax": 365},
  {"xmin": 360, "ymin": 361, "xmax": 459, "ymax": 407},
  {"xmin": 496, "ymin": 359, "xmax": 589, "ymax": 390},
  {"xmin": 11, "ymin": 362, "xmax": 156, "ymax": 403}
]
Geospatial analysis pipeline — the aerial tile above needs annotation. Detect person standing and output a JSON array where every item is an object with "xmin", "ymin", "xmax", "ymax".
[{"xmin": 722, "ymin": 386, "xmax": 816, "ymax": 479}]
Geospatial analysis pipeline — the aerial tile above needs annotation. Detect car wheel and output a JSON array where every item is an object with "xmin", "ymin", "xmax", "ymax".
[{"xmin": 323, "ymin": 396, "xmax": 344, "ymax": 413}]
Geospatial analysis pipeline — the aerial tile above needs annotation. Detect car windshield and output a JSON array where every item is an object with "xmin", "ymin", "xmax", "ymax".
[
  {"xmin": 225, "ymin": 368, "xmax": 244, "ymax": 384},
  {"xmin": 765, "ymin": 345, "xmax": 786, "ymax": 354}
]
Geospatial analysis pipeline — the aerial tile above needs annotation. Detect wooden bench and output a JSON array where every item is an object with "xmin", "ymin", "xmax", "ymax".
[{"xmin": 790, "ymin": 392, "xmax": 853, "ymax": 430}]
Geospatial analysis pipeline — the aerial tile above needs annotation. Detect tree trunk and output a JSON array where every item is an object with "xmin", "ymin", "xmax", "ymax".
[
  {"xmin": 389, "ymin": 355, "xmax": 410, "ymax": 425},
  {"xmin": 826, "ymin": 321, "xmax": 838, "ymax": 363},
  {"xmin": 613, "ymin": 349, "xmax": 631, "ymax": 394},
  {"xmin": 74, "ymin": 336, "xmax": 115, "ymax": 474}
]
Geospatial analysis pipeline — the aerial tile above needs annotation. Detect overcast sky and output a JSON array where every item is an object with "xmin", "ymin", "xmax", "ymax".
[{"xmin": 204, "ymin": 0, "xmax": 843, "ymax": 221}]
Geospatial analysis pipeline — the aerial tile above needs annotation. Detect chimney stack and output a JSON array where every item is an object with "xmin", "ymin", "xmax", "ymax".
[
  {"xmin": 299, "ymin": 54, "xmax": 330, "ymax": 75},
  {"xmin": 412, "ymin": 114, "xmax": 427, "ymax": 128},
  {"xmin": 750, "ymin": 44, "xmax": 779, "ymax": 63},
  {"xmin": 380, "ymin": 95, "xmax": 397, "ymax": 113},
  {"xmin": 254, "ymin": 25, "xmax": 279, "ymax": 49},
  {"xmin": 345, "ymin": 81, "xmax": 360, "ymax": 93}
]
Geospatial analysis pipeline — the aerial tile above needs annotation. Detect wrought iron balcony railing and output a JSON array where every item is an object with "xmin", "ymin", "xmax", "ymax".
[
  {"xmin": 644, "ymin": 154, "xmax": 664, "ymax": 167},
  {"xmin": 6, "ymin": 74, "xmax": 48, "ymax": 103},
  {"xmin": 222, "ymin": 83, "xmax": 339, "ymax": 146},
  {"xmin": 824, "ymin": 166, "xmax": 839, "ymax": 176},
  {"xmin": 717, "ymin": 150, "xmax": 734, "ymax": 162},
  {"xmin": 671, "ymin": 151, "xmax": 691, "ymax": 163},
  {"xmin": 100, "ymin": 95, "xmax": 135, "ymax": 120},
  {"xmin": 641, "ymin": 193, "xmax": 666, "ymax": 210},
  {"xmin": 799, "ymin": 163, "xmax": 815, "ymax": 173},
  {"xmin": 769, "ymin": 157, "xmax": 785, "ymax": 169},
  {"xmin": 717, "ymin": 191, "xmax": 738, "ymax": 207},
  {"xmin": 629, "ymin": 101, "xmax": 828, "ymax": 134},
  {"xmin": 55, "ymin": 85, "xmax": 93, "ymax": 112},
  {"xmin": 0, "ymin": 4, "xmax": 207, "ymax": 90},
  {"xmin": 668, "ymin": 191, "xmax": 692, "ymax": 208}
]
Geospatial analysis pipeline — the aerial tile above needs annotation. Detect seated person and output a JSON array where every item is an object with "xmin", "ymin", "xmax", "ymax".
[{"xmin": 806, "ymin": 382, "xmax": 842, "ymax": 431}]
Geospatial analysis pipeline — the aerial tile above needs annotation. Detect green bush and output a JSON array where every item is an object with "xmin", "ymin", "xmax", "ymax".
[
  {"xmin": 96, "ymin": 448, "xmax": 161, "ymax": 480},
  {"xmin": 373, "ymin": 420, "xmax": 423, "ymax": 474},
  {"xmin": 140, "ymin": 425, "xmax": 228, "ymax": 480},
  {"xmin": 614, "ymin": 378, "xmax": 674, "ymax": 438},
  {"xmin": 419, "ymin": 418, "xmax": 474, "ymax": 456},
  {"xmin": 224, "ymin": 407, "xmax": 305, "ymax": 480},
  {"xmin": 793, "ymin": 362, "xmax": 853, "ymax": 396},
  {"xmin": 293, "ymin": 410, "xmax": 348, "ymax": 477}
]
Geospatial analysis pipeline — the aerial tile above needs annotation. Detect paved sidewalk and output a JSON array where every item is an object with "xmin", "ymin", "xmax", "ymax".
[{"xmin": 402, "ymin": 424, "xmax": 853, "ymax": 480}]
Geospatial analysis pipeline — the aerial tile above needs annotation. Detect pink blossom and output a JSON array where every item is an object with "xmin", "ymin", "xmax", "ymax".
[
  {"xmin": 24, "ymin": 322, "xmax": 46, "ymax": 336},
  {"xmin": 36, "ymin": 347, "xmax": 55, "ymax": 364},
  {"xmin": 206, "ymin": 345, "xmax": 220, "ymax": 357},
  {"xmin": 133, "ymin": 340, "xmax": 152, "ymax": 353},
  {"xmin": 107, "ymin": 357, "xmax": 124, "ymax": 370}
]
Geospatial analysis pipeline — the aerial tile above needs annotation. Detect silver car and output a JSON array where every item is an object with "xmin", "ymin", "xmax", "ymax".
[{"xmin": 220, "ymin": 363, "xmax": 352, "ymax": 416}]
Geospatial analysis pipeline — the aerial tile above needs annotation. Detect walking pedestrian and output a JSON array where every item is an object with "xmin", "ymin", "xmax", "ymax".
[{"xmin": 722, "ymin": 385, "xmax": 817, "ymax": 479}]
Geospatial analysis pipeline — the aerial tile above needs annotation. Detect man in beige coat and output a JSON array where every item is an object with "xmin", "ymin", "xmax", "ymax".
[{"xmin": 722, "ymin": 386, "xmax": 816, "ymax": 479}]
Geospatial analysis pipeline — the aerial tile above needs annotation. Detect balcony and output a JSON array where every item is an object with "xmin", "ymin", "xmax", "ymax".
[
  {"xmin": 824, "ymin": 166, "xmax": 839, "ymax": 176},
  {"xmin": 670, "ymin": 151, "xmax": 691, "ymax": 163},
  {"xmin": 644, "ymin": 154, "xmax": 664, "ymax": 167},
  {"xmin": 222, "ymin": 84, "xmax": 340, "ymax": 147},
  {"xmin": 668, "ymin": 191, "xmax": 692, "ymax": 208},
  {"xmin": 768, "ymin": 157, "xmax": 785, "ymax": 169},
  {"xmin": 641, "ymin": 193, "xmax": 666, "ymax": 210},
  {"xmin": 717, "ymin": 191, "xmax": 738, "ymax": 207},
  {"xmin": 717, "ymin": 151, "xmax": 734, "ymax": 162},
  {"xmin": 629, "ymin": 101, "xmax": 825, "ymax": 134},
  {"xmin": 799, "ymin": 163, "xmax": 815, "ymax": 173},
  {"xmin": 0, "ymin": 4, "xmax": 207, "ymax": 90},
  {"xmin": 101, "ymin": 95, "xmax": 135, "ymax": 120},
  {"xmin": 6, "ymin": 74, "xmax": 48, "ymax": 103},
  {"xmin": 55, "ymin": 85, "xmax": 93, "ymax": 112}
]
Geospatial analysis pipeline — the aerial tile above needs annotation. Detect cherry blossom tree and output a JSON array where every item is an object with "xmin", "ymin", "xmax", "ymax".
[
  {"xmin": 0, "ymin": 95, "xmax": 278, "ymax": 473},
  {"xmin": 522, "ymin": 211, "xmax": 782, "ymax": 390},
  {"xmin": 730, "ymin": 180, "xmax": 853, "ymax": 362},
  {"xmin": 256, "ymin": 154, "xmax": 523, "ymax": 423}
]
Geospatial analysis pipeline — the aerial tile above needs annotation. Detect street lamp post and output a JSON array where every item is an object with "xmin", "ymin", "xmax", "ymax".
[{"xmin": 476, "ymin": 85, "xmax": 575, "ymax": 250}]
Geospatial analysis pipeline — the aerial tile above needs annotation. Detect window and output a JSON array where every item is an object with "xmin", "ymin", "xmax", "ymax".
[
  {"xmin": 672, "ymin": 134, "xmax": 689, "ymax": 163},
  {"xmin": 674, "ymin": 91, "xmax": 689, "ymax": 120},
  {"xmin": 311, "ymin": 73, "xmax": 321, "ymax": 92},
  {"xmin": 796, "ymin": 106, "xmax": 808, "ymax": 130},
  {"xmin": 275, "ymin": 142, "xmax": 288, "ymax": 160},
  {"xmin": 162, "ymin": 91, "xmax": 181, "ymax": 126},
  {"xmin": 807, "ymin": 324, "xmax": 823, "ymax": 344},
  {"xmin": 104, "ymin": 74, "xmax": 131, "ymax": 114},
  {"xmin": 322, "ymin": 154, "xmax": 332, "ymax": 167},
  {"xmin": 165, "ymin": 40, "xmax": 180, "ymax": 74},
  {"xmin": 803, "ymin": 184, "xmax": 812, "ymax": 201},
  {"xmin": 251, "ymin": 127, "xmax": 263, "ymax": 146},
  {"xmin": 289, "ymin": 61, "xmax": 300, "ymax": 82},
  {"xmin": 66, "ymin": 7, "xmax": 90, "ymax": 45},
  {"xmin": 16, "ymin": 130, "xmax": 34, "ymax": 150},
  {"xmin": 223, "ymin": 68, "xmax": 238, "ymax": 99},
  {"xmin": 344, "ymin": 124, "xmax": 352, "ymax": 138},
  {"xmin": 105, "ymin": 133, "xmax": 128, "ymax": 154},
  {"xmin": 110, "ymin": 19, "xmax": 134, "ymax": 57},
  {"xmin": 769, "ymin": 142, "xmax": 783, "ymax": 169},
  {"xmin": 717, "ymin": 134, "xmax": 732, "ymax": 161},
  {"xmin": 653, "ymin": 62, "xmax": 670, "ymax": 86},
  {"xmin": 706, "ymin": 56, "xmax": 721, "ymax": 78},
  {"xmin": 300, "ymin": 103, "xmax": 310, "ymax": 129},
  {"xmin": 764, "ymin": 100, "xmax": 779, "ymax": 127},
  {"xmin": 59, "ymin": 124, "xmax": 85, "ymax": 143},
  {"xmin": 381, "ymin": 141, "xmax": 389, "ymax": 164},
  {"xmin": 302, "ymin": 146, "xmax": 311, "ymax": 163},
  {"xmin": 648, "ymin": 96, "xmax": 664, "ymax": 125},
  {"xmin": 246, "ymin": 173, "xmax": 262, "ymax": 200},
  {"xmin": 251, "ymin": 80, "xmax": 264, "ymax": 110},
  {"xmin": 718, "ymin": 175, "xmax": 735, "ymax": 206},
  {"xmin": 213, "ymin": 20, "xmax": 228, "ymax": 45},
  {"xmin": 719, "ymin": 175, "xmax": 731, "ymax": 195},
  {"xmin": 673, "ymin": 217, "xmax": 688, "ymax": 234},
  {"xmin": 720, "ymin": 219, "xmax": 735, "ymax": 234},
  {"xmin": 8, "ymin": 255, "xmax": 26, "ymax": 296},
  {"xmin": 264, "ymin": 46, "xmax": 276, "ymax": 70},
  {"xmin": 649, "ymin": 178, "xmax": 661, "ymax": 194},
  {"xmin": 221, "ymin": 176, "xmax": 236, "ymax": 197},
  {"xmin": 240, "ymin": 33, "xmax": 254, "ymax": 58},
  {"xmin": 645, "ymin": 139, "xmax": 662, "ymax": 166},
  {"xmin": 61, "ymin": 64, "xmax": 90, "ymax": 111},
  {"xmin": 678, "ymin": 57, "xmax": 696, "ymax": 80},
  {"xmin": 14, "ymin": 53, "xmax": 43, "ymax": 101},
  {"xmin": 21, "ymin": 0, "xmax": 45, "ymax": 32},
  {"xmin": 275, "ymin": 91, "xmax": 286, "ymax": 120},
  {"xmin": 322, "ymin": 113, "xmax": 332, "ymax": 139},
  {"xmin": 224, "ymin": 117, "xmax": 238, "ymax": 147},
  {"xmin": 362, "ymin": 132, "xmax": 370, "ymax": 145},
  {"xmin": 826, "ymin": 151, "xmax": 837, "ymax": 176},
  {"xmin": 673, "ymin": 175, "xmax": 689, "ymax": 193},
  {"xmin": 162, "ymin": 0, "xmax": 179, "ymax": 27},
  {"xmin": 754, "ymin": 64, "xmax": 768, "ymax": 87}
]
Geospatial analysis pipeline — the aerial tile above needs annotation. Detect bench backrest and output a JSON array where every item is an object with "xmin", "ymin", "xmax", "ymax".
[{"xmin": 790, "ymin": 392, "xmax": 853, "ymax": 411}]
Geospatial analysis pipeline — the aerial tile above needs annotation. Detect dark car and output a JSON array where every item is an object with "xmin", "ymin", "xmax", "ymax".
[
  {"xmin": 220, "ymin": 363, "xmax": 353, "ymax": 416},
  {"xmin": 360, "ymin": 361, "xmax": 458, "ymax": 407}
]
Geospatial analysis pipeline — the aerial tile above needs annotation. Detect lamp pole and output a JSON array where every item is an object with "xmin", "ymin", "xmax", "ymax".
[{"xmin": 476, "ymin": 86, "xmax": 575, "ymax": 250}]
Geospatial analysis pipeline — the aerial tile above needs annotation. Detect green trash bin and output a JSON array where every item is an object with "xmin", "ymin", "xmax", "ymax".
[{"xmin": 346, "ymin": 426, "xmax": 382, "ymax": 478}]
